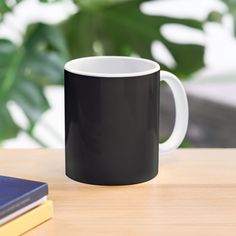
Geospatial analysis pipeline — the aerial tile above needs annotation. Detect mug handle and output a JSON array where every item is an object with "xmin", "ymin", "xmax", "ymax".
[{"xmin": 159, "ymin": 71, "xmax": 189, "ymax": 154}]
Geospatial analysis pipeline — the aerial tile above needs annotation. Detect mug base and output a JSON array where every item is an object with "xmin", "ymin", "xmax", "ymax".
[{"xmin": 65, "ymin": 171, "xmax": 158, "ymax": 186}]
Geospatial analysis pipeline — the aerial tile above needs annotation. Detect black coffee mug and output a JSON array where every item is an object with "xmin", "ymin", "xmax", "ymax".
[{"xmin": 64, "ymin": 56, "xmax": 188, "ymax": 185}]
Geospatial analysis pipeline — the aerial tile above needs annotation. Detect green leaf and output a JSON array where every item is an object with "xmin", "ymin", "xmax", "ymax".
[
  {"xmin": 0, "ymin": 0, "xmax": 22, "ymax": 19},
  {"xmin": 62, "ymin": 0, "xmax": 204, "ymax": 78},
  {"xmin": 207, "ymin": 11, "xmax": 223, "ymax": 23},
  {"xmin": 164, "ymin": 41, "xmax": 204, "ymax": 78},
  {"xmin": 11, "ymin": 81, "xmax": 50, "ymax": 123},
  {"xmin": 0, "ymin": 24, "xmax": 68, "ymax": 142},
  {"xmin": 0, "ymin": 106, "xmax": 19, "ymax": 142},
  {"xmin": 0, "ymin": 0, "xmax": 206, "ymax": 144},
  {"xmin": 39, "ymin": 0, "xmax": 59, "ymax": 2},
  {"xmin": 0, "ymin": 1, "xmax": 12, "ymax": 17},
  {"xmin": 75, "ymin": 0, "xmax": 134, "ymax": 10}
]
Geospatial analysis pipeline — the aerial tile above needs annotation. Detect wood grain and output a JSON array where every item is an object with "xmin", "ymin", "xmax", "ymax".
[{"xmin": 0, "ymin": 149, "xmax": 236, "ymax": 236}]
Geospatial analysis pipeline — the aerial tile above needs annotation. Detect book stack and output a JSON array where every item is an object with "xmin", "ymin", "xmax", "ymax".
[{"xmin": 0, "ymin": 176, "xmax": 53, "ymax": 236}]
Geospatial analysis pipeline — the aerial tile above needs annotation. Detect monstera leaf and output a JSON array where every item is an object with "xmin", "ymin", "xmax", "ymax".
[
  {"xmin": 0, "ymin": 1, "xmax": 11, "ymax": 16},
  {"xmin": 0, "ymin": 0, "xmax": 206, "ymax": 145},
  {"xmin": 62, "ymin": 0, "xmax": 204, "ymax": 78},
  {"xmin": 0, "ymin": 24, "xmax": 68, "ymax": 143},
  {"xmin": 0, "ymin": 0, "xmax": 22, "ymax": 18}
]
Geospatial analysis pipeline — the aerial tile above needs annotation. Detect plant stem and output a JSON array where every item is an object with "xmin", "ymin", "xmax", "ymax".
[
  {"xmin": 28, "ymin": 132, "xmax": 48, "ymax": 148},
  {"xmin": 40, "ymin": 120, "xmax": 63, "ymax": 143},
  {"xmin": 20, "ymin": 128, "xmax": 48, "ymax": 147}
]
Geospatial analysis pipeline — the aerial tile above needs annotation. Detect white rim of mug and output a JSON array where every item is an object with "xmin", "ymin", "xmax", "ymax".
[{"xmin": 64, "ymin": 56, "xmax": 160, "ymax": 78}]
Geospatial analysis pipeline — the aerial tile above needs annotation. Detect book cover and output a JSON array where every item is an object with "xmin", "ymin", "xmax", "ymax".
[
  {"xmin": 0, "ymin": 176, "xmax": 48, "ymax": 219},
  {"xmin": 0, "ymin": 200, "xmax": 53, "ymax": 236}
]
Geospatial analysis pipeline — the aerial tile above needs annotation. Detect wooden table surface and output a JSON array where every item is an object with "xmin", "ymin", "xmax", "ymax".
[{"xmin": 0, "ymin": 149, "xmax": 236, "ymax": 236}]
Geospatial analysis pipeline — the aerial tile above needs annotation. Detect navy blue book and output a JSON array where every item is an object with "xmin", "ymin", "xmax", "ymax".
[{"xmin": 0, "ymin": 176, "xmax": 48, "ymax": 220}]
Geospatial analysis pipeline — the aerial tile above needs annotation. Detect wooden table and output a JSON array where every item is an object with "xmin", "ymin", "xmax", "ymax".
[{"xmin": 1, "ymin": 149, "xmax": 236, "ymax": 236}]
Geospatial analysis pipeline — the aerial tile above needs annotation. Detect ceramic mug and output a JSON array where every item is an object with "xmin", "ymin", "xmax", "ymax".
[{"xmin": 64, "ymin": 56, "xmax": 188, "ymax": 185}]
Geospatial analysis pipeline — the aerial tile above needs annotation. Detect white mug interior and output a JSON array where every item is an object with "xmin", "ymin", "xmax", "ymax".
[{"xmin": 64, "ymin": 56, "xmax": 160, "ymax": 78}]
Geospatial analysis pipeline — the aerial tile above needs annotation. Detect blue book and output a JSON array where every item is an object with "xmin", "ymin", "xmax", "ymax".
[{"xmin": 0, "ymin": 176, "xmax": 48, "ymax": 221}]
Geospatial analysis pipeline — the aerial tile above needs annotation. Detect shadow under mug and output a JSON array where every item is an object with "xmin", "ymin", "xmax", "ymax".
[{"xmin": 64, "ymin": 56, "xmax": 188, "ymax": 185}]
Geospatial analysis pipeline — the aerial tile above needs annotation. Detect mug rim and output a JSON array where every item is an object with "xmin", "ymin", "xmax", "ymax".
[{"xmin": 64, "ymin": 56, "xmax": 160, "ymax": 78}]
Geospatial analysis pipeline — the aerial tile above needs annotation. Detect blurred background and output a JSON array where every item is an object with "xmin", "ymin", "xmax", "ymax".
[{"xmin": 0, "ymin": 0, "xmax": 235, "ymax": 148}]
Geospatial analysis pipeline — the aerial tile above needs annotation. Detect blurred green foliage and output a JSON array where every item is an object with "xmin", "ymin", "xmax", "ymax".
[
  {"xmin": 0, "ymin": 0, "xmax": 206, "ymax": 145},
  {"xmin": 222, "ymin": 0, "xmax": 236, "ymax": 35},
  {"xmin": 0, "ymin": 25, "xmax": 68, "ymax": 144}
]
